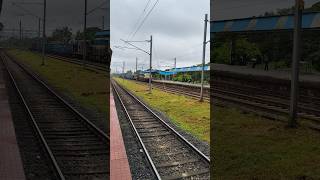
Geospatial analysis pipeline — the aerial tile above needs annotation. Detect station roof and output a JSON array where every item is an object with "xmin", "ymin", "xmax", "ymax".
[
  {"xmin": 211, "ymin": 12, "xmax": 320, "ymax": 33},
  {"xmin": 95, "ymin": 30, "xmax": 110, "ymax": 37},
  {"xmin": 159, "ymin": 65, "xmax": 210, "ymax": 75}
]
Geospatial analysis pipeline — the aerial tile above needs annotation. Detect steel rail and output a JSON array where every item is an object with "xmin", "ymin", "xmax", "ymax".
[
  {"xmin": 0, "ymin": 52, "xmax": 66, "ymax": 180},
  {"xmin": 111, "ymin": 80, "xmax": 162, "ymax": 180},
  {"xmin": 112, "ymin": 80, "xmax": 210, "ymax": 165},
  {"xmin": 136, "ymin": 80, "xmax": 210, "ymax": 101},
  {"xmin": 5, "ymin": 52, "xmax": 109, "ymax": 140},
  {"xmin": 122, "ymin": 79, "xmax": 210, "ymax": 101},
  {"xmin": 45, "ymin": 54, "xmax": 108, "ymax": 72},
  {"xmin": 114, "ymin": 80, "xmax": 210, "ymax": 162}
]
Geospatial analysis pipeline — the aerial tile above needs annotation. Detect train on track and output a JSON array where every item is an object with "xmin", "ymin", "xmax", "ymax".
[
  {"xmin": 31, "ymin": 30, "xmax": 111, "ymax": 66},
  {"xmin": 121, "ymin": 65, "xmax": 210, "ymax": 84}
]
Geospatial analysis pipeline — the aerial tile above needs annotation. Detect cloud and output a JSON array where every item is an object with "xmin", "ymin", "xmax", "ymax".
[{"xmin": 111, "ymin": 0, "xmax": 210, "ymax": 72}]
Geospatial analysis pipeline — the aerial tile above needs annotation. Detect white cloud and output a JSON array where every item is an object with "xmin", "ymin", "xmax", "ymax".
[{"xmin": 111, "ymin": 0, "xmax": 210, "ymax": 72}]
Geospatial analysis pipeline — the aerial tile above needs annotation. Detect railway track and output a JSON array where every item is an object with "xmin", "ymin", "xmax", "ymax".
[
  {"xmin": 211, "ymin": 80, "xmax": 320, "ymax": 127},
  {"xmin": 131, "ymin": 78, "xmax": 320, "ymax": 126},
  {"xmin": 45, "ymin": 54, "xmax": 108, "ymax": 72},
  {"xmin": 1, "ymin": 52, "xmax": 109, "ymax": 180},
  {"xmin": 112, "ymin": 80, "xmax": 210, "ymax": 180},
  {"xmin": 133, "ymin": 79, "xmax": 210, "ymax": 101}
]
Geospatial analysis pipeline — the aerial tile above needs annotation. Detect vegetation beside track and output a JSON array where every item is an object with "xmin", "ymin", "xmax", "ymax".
[
  {"xmin": 213, "ymin": 106, "xmax": 320, "ymax": 179},
  {"xmin": 6, "ymin": 49, "xmax": 109, "ymax": 116},
  {"xmin": 114, "ymin": 77, "xmax": 210, "ymax": 143}
]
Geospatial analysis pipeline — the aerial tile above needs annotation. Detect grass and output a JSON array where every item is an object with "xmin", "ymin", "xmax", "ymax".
[
  {"xmin": 114, "ymin": 77, "xmax": 210, "ymax": 143},
  {"xmin": 6, "ymin": 49, "xmax": 109, "ymax": 117},
  {"xmin": 212, "ymin": 106, "xmax": 320, "ymax": 179}
]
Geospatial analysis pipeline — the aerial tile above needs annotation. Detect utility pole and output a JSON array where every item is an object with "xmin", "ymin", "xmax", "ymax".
[
  {"xmin": 136, "ymin": 57, "xmax": 138, "ymax": 73},
  {"xmin": 120, "ymin": 36, "xmax": 153, "ymax": 92},
  {"xmin": 102, "ymin": 16, "xmax": 105, "ymax": 30},
  {"xmin": 174, "ymin": 57, "xmax": 177, "ymax": 69},
  {"xmin": 38, "ymin": 18, "xmax": 41, "ymax": 38},
  {"xmin": 83, "ymin": 0, "xmax": 87, "ymax": 66},
  {"xmin": 149, "ymin": 35, "xmax": 153, "ymax": 93},
  {"xmin": 122, "ymin": 61, "xmax": 125, "ymax": 79},
  {"xmin": 289, "ymin": 0, "xmax": 303, "ymax": 127},
  {"xmin": 19, "ymin": 19, "xmax": 22, "ymax": 40},
  {"xmin": 41, "ymin": 0, "xmax": 46, "ymax": 66},
  {"xmin": 200, "ymin": 14, "xmax": 208, "ymax": 102}
]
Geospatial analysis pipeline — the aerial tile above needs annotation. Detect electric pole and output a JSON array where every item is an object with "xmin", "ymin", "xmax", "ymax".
[
  {"xmin": 200, "ymin": 14, "xmax": 208, "ymax": 102},
  {"xmin": 102, "ymin": 16, "xmax": 105, "ymax": 30},
  {"xmin": 136, "ymin": 57, "xmax": 138, "ymax": 73},
  {"xmin": 120, "ymin": 36, "xmax": 153, "ymax": 92},
  {"xmin": 289, "ymin": 0, "xmax": 303, "ymax": 127},
  {"xmin": 83, "ymin": 0, "xmax": 87, "ymax": 66},
  {"xmin": 41, "ymin": 0, "xmax": 46, "ymax": 66},
  {"xmin": 149, "ymin": 35, "xmax": 153, "ymax": 93},
  {"xmin": 122, "ymin": 61, "xmax": 125, "ymax": 79},
  {"xmin": 19, "ymin": 19, "xmax": 22, "ymax": 40},
  {"xmin": 38, "ymin": 18, "xmax": 41, "ymax": 38}
]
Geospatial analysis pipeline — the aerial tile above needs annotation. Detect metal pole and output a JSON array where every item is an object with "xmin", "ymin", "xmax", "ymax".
[
  {"xmin": 102, "ymin": 16, "xmax": 105, "ymax": 30},
  {"xmin": 38, "ymin": 18, "xmax": 41, "ymax": 38},
  {"xmin": 83, "ymin": 0, "xmax": 87, "ymax": 66},
  {"xmin": 123, "ymin": 61, "xmax": 125, "ymax": 80},
  {"xmin": 41, "ymin": 0, "xmax": 46, "ymax": 66},
  {"xmin": 149, "ymin": 35, "xmax": 153, "ymax": 93},
  {"xmin": 289, "ymin": 0, "xmax": 303, "ymax": 127},
  {"xmin": 200, "ymin": 14, "xmax": 208, "ymax": 102},
  {"xmin": 136, "ymin": 57, "xmax": 138, "ymax": 73},
  {"xmin": 19, "ymin": 19, "xmax": 22, "ymax": 40}
]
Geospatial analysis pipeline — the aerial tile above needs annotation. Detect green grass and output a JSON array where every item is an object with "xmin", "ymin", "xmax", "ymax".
[
  {"xmin": 114, "ymin": 77, "xmax": 210, "ymax": 143},
  {"xmin": 7, "ymin": 49, "xmax": 109, "ymax": 116},
  {"xmin": 212, "ymin": 106, "xmax": 320, "ymax": 179}
]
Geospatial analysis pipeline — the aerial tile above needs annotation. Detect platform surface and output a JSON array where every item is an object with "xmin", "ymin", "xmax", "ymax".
[
  {"xmin": 153, "ymin": 79, "xmax": 210, "ymax": 88},
  {"xmin": 212, "ymin": 63, "xmax": 320, "ymax": 83},
  {"xmin": 0, "ymin": 63, "xmax": 26, "ymax": 180},
  {"xmin": 110, "ymin": 89, "xmax": 132, "ymax": 180}
]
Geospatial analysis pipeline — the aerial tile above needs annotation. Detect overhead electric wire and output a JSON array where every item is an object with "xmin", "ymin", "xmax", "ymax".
[
  {"xmin": 130, "ymin": 0, "xmax": 159, "ymax": 40},
  {"xmin": 126, "ymin": 0, "xmax": 153, "ymax": 40},
  {"xmin": 86, "ymin": 1, "xmax": 107, "ymax": 15},
  {"xmin": 12, "ymin": 2, "xmax": 41, "ymax": 19}
]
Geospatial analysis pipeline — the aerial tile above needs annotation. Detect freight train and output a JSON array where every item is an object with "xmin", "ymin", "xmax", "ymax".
[{"xmin": 31, "ymin": 30, "xmax": 111, "ymax": 66}]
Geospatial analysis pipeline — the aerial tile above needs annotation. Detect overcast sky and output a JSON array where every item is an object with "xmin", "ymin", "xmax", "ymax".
[
  {"xmin": 0, "ymin": 0, "xmax": 109, "ymax": 38},
  {"xmin": 110, "ymin": 0, "xmax": 210, "ymax": 73}
]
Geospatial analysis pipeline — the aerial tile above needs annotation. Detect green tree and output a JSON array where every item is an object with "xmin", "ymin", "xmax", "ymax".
[
  {"xmin": 50, "ymin": 27, "xmax": 72, "ymax": 44},
  {"xmin": 75, "ymin": 27, "xmax": 102, "ymax": 41},
  {"xmin": 212, "ymin": 42, "xmax": 231, "ymax": 64}
]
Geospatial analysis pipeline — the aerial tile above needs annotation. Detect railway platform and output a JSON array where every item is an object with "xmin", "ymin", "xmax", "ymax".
[
  {"xmin": 153, "ymin": 79, "xmax": 210, "ymax": 88},
  {"xmin": 212, "ymin": 63, "xmax": 320, "ymax": 83},
  {"xmin": 110, "ymin": 89, "xmax": 132, "ymax": 180},
  {"xmin": 0, "ymin": 62, "xmax": 26, "ymax": 180}
]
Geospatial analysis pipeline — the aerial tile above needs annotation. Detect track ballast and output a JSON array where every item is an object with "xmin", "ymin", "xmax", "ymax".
[
  {"xmin": 1, "ymin": 52, "xmax": 109, "ymax": 180},
  {"xmin": 112, "ymin": 80, "xmax": 210, "ymax": 180}
]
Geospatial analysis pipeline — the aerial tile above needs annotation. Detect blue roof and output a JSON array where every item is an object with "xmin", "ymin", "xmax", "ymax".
[
  {"xmin": 159, "ymin": 65, "xmax": 210, "ymax": 75},
  {"xmin": 211, "ymin": 12, "xmax": 320, "ymax": 33},
  {"xmin": 141, "ymin": 66, "xmax": 210, "ymax": 75},
  {"xmin": 95, "ymin": 30, "xmax": 110, "ymax": 36},
  {"xmin": 159, "ymin": 71, "xmax": 176, "ymax": 75}
]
